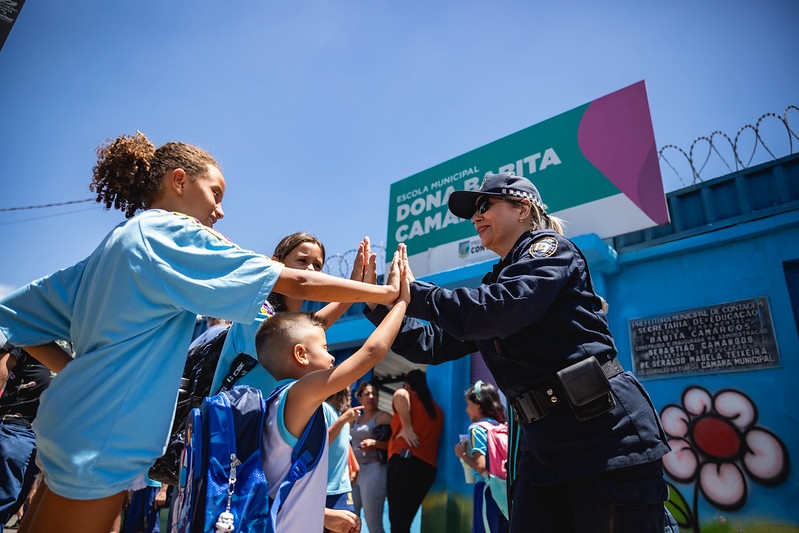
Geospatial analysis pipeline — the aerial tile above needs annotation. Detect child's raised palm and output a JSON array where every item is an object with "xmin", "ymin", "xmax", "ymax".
[
  {"xmin": 398, "ymin": 243, "xmax": 411, "ymax": 306},
  {"xmin": 384, "ymin": 246, "xmax": 402, "ymax": 300}
]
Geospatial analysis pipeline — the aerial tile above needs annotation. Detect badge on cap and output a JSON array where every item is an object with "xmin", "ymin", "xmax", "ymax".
[{"xmin": 529, "ymin": 236, "xmax": 558, "ymax": 258}]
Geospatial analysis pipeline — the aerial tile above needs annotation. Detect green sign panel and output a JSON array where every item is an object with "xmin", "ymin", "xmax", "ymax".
[{"xmin": 387, "ymin": 81, "xmax": 668, "ymax": 276}]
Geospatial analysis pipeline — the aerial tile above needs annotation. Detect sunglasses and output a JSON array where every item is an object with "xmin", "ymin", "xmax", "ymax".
[
  {"xmin": 475, "ymin": 196, "xmax": 497, "ymax": 215},
  {"xmin": 474, "ymin": 196, "xmax": 521, "ymax": 216}
]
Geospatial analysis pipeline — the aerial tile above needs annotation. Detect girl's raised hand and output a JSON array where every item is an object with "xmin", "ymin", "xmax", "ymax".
[
  {"xmin": 384, "ymin": 246, "xmax": 402, "ymax": 301},
  {"xmin": 404, "ymin": 245, "xmax": 416, "ymax": 284},
  {"xmin": 398, "ymin": 244, "xmax": 411, "ymax": 306},
  {"xmin": 363, "ymin": 236, "xmax": 378, "ymax": 285},
  {"xmin": 349, "ymin": 239, "xmax": 367, "ymax": 282}
]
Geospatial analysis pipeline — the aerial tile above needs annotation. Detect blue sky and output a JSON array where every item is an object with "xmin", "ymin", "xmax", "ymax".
[{"xmin": 1, "ymin": 1, "xmax": 797, "ymax": 295}]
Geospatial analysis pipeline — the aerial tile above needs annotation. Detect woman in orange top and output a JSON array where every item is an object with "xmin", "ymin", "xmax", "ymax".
[{"xmin": 387, "ymin": 369, "xmax": 444, "ymax": 533}]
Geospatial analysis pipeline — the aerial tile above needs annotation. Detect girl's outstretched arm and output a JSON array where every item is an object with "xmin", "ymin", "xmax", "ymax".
[{"xmin": 273, "ymin": 242, "xmax": 399, "ymax": 307}]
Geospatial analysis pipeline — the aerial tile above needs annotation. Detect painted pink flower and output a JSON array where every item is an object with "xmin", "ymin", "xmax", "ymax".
[{"xmin": 660, "ymin": 386, "xmax": 790, "ymax": 511}]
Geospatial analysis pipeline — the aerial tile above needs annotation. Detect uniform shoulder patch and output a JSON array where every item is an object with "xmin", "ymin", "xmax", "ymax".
[{"xmin": 529, "ymin": 236, "xmax": 558, "ymax": 258}]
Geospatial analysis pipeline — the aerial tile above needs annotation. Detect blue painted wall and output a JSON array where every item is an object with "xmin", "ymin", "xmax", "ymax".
[{"xmin": 598, "ymin": 155, "xmax": 799, "ymax": 531}]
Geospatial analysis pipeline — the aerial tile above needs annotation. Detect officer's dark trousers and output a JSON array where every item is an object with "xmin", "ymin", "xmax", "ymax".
[{"xmin": 510, "ymin": 460, "xmax": 668, "ymax": 533}]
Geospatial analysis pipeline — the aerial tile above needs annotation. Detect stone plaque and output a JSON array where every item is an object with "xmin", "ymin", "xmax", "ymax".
[{"xmin": 629, "ymin": 296, "xmax": 780, "ymax": 378}]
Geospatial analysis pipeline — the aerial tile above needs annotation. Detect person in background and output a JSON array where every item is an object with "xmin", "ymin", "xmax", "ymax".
[
  {"xmin": 266, "ymin": 232, "xmax": 358, "ymax": 316},
  {"xmin": 10, "ymin": 474, "xmax": 41, "ymax": 532},
  {"xmin": 0, "ymin": 346, "xmax": 55, "ymax": 531},
  {"xmin": 189, "ymin": 317, "xmax": 231, "ymax": 348},
  {"xmin": 0, "ymin": 131, "xmax": 401, "ymax": 533},
  {"xmin": 454, "ymin": 380, "xmax": 508, "ymax": 533},
  {"xmin": 386, "ymin": 370, "xmax": 443, "ymax": 533},
  {"xmin": 350, "ymin": 381, "xmax": 392, "ymax": 533},
  {"xmin": 122, "ymin": 475, "xmax": 168, "ymax": 533},
  {"xmin": 365, "ymin": 172, "xmax": 671, "ymax": 532},
  {"xmin": 323, "ymin": 386, "xmax": 362, "ymax": 533}
]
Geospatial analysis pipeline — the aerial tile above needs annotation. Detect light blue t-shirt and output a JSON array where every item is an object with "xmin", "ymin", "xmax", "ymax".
[
  {"xmin": 0, "ymin": 210, "xmax": 282, "ymax": 499},
  {"xmin": 323, "ymin": 401, "xmax": 353, "ymax": 496},
  {"xmin": 468, "ymin": 418, "xmax": 498, "ymax": 477}
]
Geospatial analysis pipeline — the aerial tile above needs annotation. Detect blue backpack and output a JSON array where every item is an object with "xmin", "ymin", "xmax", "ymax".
[{"xmin": 172, "ymin": 384, "xmax": 327, "ymax": 533}]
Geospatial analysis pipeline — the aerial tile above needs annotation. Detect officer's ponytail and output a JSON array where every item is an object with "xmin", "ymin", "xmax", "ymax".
[{"xmin": 528, "ymin": 201, "xmax": 565, "ymax": 235}]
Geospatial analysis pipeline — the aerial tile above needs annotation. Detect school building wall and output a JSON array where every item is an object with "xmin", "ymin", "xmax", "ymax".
[{"xmin": 327, "ymin": 153, "xmax": 799, "ymax": 532}]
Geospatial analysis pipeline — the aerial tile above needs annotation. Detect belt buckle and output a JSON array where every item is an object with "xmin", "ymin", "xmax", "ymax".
[{"xmin": 513, "ymin": 390, "xmax": 545, "ymax": 424}]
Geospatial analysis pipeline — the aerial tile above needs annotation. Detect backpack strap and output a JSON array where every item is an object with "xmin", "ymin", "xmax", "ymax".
[
  {"xmin": 265, "ymin": 383, "xmax": 328, "ymax": 522},
  {"xmin": 190, "ymin": 327, "xmax": 230, "ymax": 405},
  {"xmin": 216, "ymin": 353, "xmax": 258, "ymax": 394}
]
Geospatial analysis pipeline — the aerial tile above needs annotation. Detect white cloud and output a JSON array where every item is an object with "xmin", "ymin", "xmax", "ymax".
[{"xmin": 0, "ymin": 284, "xmax": 17, "ymax": 300}]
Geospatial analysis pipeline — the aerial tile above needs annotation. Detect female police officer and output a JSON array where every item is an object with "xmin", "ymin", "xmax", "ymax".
[{"xmin": 365, "ymin": 173, "xmax": 671, "ymax": 532}]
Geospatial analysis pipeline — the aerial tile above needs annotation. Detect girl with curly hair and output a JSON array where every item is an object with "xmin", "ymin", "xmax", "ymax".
[{"xmin": 0, "ymin": 132, "xmax": 401, "ymax": 533}]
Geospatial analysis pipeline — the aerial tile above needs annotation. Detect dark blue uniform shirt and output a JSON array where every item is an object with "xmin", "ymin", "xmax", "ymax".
[{"xmin": 367, "ymin": 230, "xmax": 669, "ymax": 484}]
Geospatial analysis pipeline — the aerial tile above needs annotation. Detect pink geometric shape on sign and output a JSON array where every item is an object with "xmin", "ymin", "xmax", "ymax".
[{"xmin": 577, "ymin": 81, "xmax": 669, "ymax": 224}]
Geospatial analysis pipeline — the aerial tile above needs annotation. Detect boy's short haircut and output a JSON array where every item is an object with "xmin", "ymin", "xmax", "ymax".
[{"xmin": 255, "ymin": 312, "xmax": 326, "ymax": 373}]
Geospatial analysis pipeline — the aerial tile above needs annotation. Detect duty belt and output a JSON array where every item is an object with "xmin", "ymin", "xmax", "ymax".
[
  {"xmin": 509, "ymin": 355, "xmax": 623, "ymax": 425},
  {"xmin": 0, "ymin": 415, "xmax": 32, "ymax": 429}
]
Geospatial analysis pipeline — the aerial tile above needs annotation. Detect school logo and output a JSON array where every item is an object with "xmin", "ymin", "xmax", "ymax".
[
  {"xmin": 529, "ymin": 236, "xmax": 558, "ymax": 258},
  {"xmin": 458, "ymin": 241, "xmax": 471, "ymax": 258}
]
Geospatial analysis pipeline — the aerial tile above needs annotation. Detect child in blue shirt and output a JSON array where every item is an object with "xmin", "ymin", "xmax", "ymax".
[
  {"xmin": 454, "ymin": 380, "xmax": 509, "ymax": 533},
  {"xmin": 0, "ymin": 131, "xmax": 401, "ymax": 533},
  {"xmin": 323, "ymin": 386, "xmax": 362, "ymax": 532}
]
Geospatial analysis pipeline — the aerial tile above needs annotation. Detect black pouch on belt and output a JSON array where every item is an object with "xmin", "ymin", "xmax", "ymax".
[{"xmin": 556, "ymin": 356, "xmax": 615, "ymax": 422}]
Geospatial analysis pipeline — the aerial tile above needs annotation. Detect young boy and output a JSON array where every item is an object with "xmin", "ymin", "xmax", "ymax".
[{"xmin": 255, "ymin": 246, "xmax": 410, "ymax": 532}]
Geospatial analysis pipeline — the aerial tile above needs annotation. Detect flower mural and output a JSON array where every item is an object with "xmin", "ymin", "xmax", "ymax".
[{"xmin": 660, "ymin": 386, "xmax": 790, "ymax": 531}]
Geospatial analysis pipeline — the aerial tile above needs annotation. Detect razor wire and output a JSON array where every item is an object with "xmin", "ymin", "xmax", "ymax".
[
  {"xmin": 322, "ymin": 243, "xmax": 388, "ymax": 279},
  {"xmin": 658, "ymin": 105, "xmax": 799, "ymax": 187}
]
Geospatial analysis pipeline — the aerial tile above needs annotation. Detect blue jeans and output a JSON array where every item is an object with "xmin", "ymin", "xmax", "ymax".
[
  {"xmin": 0, "ymin": 421, "xmax": 39, "ymax": 527},
  {"xmin": 352, "ymin": 462, "xmax": 388, "ymax": 533}
]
